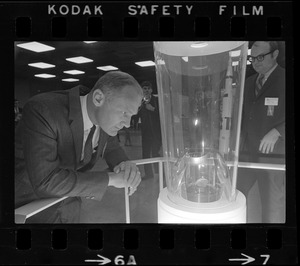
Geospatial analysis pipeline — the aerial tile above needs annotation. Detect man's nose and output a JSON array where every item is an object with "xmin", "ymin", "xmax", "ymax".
[
  {"xmin": 124, "ymin": 120, "xmax": 131, "ymax": 128},
  {"xmin": 122, "ymin": 117, "xmax": 131, "ymax": 128}
]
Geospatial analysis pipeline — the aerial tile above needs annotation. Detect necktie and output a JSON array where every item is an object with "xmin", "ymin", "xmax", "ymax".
[
  {"xmin": 255, "ymin": 74, "xmax": 264, "ymax": 96},
  {"xmin": 83, "ymin": 125, "xmax": 96, "ymax": 165}
]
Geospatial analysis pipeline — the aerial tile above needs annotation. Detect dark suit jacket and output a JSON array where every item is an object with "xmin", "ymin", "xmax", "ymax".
[
  {"xmin": 240, "ymin": 65, "xmax": 285, "ymax": 163},
  {"xmin": 15, "ymin": 85, "xmax": 128, "ymax": 208},
  {"xmin": 137, "ymin": 95, "xmax": 162, "ymax": 143}
]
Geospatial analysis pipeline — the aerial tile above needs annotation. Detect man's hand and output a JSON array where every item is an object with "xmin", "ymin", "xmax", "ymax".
[
  {"xmin": 145, "ymin": 103, "xmax": 155, "ymax": 111},
  {"xmin": 108, "ymin": 161, "xmax": 141, "ymax": 196},
  {"xmin": 259, "ymin": 128, "xmax": 281, "ymax": 154}
]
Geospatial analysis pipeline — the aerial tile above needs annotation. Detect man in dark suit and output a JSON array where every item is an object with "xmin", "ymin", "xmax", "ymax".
[
  {"xmin": 237, "ymin": 41, "xmax": 285, "ymax": 223},
  {"xmin": 136, "ymin": 81, "xmax": 162, "ymax": 179},
  {"xmin": 15, "ymin": 71, "xmax": 143, "ymax": 223}
]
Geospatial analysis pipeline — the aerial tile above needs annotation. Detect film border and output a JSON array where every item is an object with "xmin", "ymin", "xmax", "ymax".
[{"xmin": 0, "ymin": 0, "xmax": 296, "ymax": 265}]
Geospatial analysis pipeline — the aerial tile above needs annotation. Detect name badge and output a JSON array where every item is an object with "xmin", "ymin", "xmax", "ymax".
[{"xmin": 265, "ymin": 97, "xmax": 278, "ymax": 106}]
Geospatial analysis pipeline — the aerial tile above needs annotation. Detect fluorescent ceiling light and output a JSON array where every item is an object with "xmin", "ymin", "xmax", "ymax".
[
  {"xmin": 17, "ymin": 42, "xmax": 55, "ymax": 53},
  {"xmin": 191, "ymin": 42, "xmax": 208, "ymax": 48},
  {"xmin": 66, "ymin": 56, "xmax": 93, "ymax": 64},
  {"xmin": 230, "ymin": 50, "xmax": 241, "ymax": 57},
  {"xmin": 135, "ymin": 61, "xmax": 155, "ymax": 67},
  {"xmin": 34, "ymin": 74, "xmax": 56, "ymax": 78},
  {"xmin": 83, "ymin": 41, "xmax": 97, "ymax": 44},
  {"xmin": 63, "ymin": 70, "xmax": 85, "ymax": 75},
  {"xmin": 97, "ymin": 65, "xmax": 119, "ymax": 71},
  {"xmin": 182, "ymin": 57, "xmax": 188, "ymax": 62},
  {"xmin": 62, "ymin": 78, "xmax": 79, "ymax": 82},
  {"xmin": 28, "ymin": 62, "xmax": 55, "ymax": 69}
]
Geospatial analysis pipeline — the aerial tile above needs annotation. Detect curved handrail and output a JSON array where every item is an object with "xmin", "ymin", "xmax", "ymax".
[{"xmin": 15, "ymin": 157, "xmax": 285, "ymax": 223}]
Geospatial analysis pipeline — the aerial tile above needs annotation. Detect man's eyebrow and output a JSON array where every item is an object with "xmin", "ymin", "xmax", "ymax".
[{"xmin": 252, "ymin": 51, "xmax": 268, "ymax": 56}]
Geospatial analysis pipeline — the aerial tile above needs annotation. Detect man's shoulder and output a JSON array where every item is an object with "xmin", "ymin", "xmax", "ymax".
[
  {"xmin": 24, "ymin": 89, "xmax": 74, "ymax": 117},
  {"xmin": 26, "ymin": 85, "xmax": 88, "ymax": 105},
  {"xmin": 26, "ymin": 90, "xmax": 67, "ymax": 106},
  {"xmin": 151, "ymin": 94, "xmax": 159, "ymax": 104},
  {"xmin": 273, "ymin": 64, "xmax": 285, "ymax": 77}
]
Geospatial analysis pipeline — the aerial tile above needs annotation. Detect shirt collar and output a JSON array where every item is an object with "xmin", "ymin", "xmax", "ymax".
[{"xmin": 80, "ymin": 94, "xmax": 93, "ymax": 131}]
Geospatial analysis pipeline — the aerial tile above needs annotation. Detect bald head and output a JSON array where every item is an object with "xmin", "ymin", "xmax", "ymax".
[
  {"xmin": 92, "ymin": 71, "xmax": 143, "ymax": 101},
  {"xmin": 87, "ymin": 71, "xmax": 143, "ymax": 135}
]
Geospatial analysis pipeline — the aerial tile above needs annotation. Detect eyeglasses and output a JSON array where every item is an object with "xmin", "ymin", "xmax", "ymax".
[{"xmin": 247, "ymin": 50, "xmax": 275, "ymax": 63}]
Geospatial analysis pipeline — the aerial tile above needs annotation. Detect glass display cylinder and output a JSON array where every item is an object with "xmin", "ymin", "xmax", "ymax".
[{"xmin": 154, "ymin": 41, "xmax": 248, "ymax": 205}]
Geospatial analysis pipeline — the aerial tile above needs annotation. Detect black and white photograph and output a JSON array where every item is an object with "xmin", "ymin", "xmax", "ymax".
[
  {"xmin": 0, "ymin": 0, "xmax": 296, "ymax": 265},
  {"xmin": 14, "ymin": 41, "xmax": 286, "ymax": 224}
]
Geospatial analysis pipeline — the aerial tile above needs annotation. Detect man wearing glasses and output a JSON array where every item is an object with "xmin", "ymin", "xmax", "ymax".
[{"xmin": 238, "ymin": 41, "xmax": 285, "ymax": 223}]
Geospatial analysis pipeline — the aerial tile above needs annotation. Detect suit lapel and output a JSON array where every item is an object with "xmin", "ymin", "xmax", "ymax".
[
  {"xmin": 257, "ymin": 65, "xmax": 280, "ymax": 98},
  {"xmin": 68, "ymin": 86, "xmax": 84, "ymax": 167},
  {"xmin": 251, "ymin": 74, "xmax": 259, "ymax": 99}
]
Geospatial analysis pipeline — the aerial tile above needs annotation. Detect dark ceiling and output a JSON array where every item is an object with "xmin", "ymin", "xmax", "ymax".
[
  {"xmin": 15, "ymin": 41, "xmax": 286, "ymax": 100},
  {"xmin": 15, "ymin": 41, "xmax": 157, "ymax": 93}
]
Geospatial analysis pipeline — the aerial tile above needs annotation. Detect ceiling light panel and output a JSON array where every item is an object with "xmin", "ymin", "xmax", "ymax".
[
  {"xmin": 34, "ymin": 74, "xmax": 56, "ymax": 78},
  {"xmin": 135, "ymin": 61, "xmax": 156, "ymax": 67},
  {"xmin": 190, "ymin": 42, "xmax": 208, "ymax": 48},
  {"xmin": 63, "ymin": 70, "xmax": 85, "ymax": 75},
  {"xmin": 66, "ymin": 56, "xmax": 93, "ymax": 64},
  {"xmin": 28, "ymin": 62, "xmax": 55, "ymax": 69},
  {"xmin": 83, "ymin": 41, "xmax": 97, "ymax": 44},
  {"xmin": 17, "ymin": 42, "xmax": 55, "ymax": 53},
  {"xmin": 97, "ymin": 65, "xmax": 119, "ymax": 71},
  {"xmin": 62, "ymin": 78, "xmax": 79, "ymax": 82}
]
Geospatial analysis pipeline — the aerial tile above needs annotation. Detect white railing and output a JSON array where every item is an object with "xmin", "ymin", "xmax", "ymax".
[
  {"xmin": 15, "ymin": 196, "xmax": 68, "ymax": 224},
  {"xmin": 14, "ymin": 158, "xmax": 285, "ymax": 223},
  {"xmin": 124, "ymin": 157, "xmax": 165, "ymax": 223}
]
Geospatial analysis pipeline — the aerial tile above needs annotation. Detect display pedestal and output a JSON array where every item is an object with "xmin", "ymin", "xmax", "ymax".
[{"xmin": 157, "ymin": 188, "xmax": 246, "ymax": 223}]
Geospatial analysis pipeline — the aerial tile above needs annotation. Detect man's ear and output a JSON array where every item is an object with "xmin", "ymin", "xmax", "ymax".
[
  {"xmin": 93, "ymin": 89, "xmax": 105, "ymax": 107},
  {"xmin": 273, "ymin": 49, "xmax": 279, "ymax": 61}
]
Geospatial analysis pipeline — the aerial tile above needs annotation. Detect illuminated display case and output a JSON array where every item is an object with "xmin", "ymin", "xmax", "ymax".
[{"xmin": 154, "ymin": 41, "xmax": 248, "ymax": 223}]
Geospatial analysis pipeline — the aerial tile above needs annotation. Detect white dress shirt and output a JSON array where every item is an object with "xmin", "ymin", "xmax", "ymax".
[{"xmin": 80, "ymin": 95, "xmax": 100, "ymax": 161}]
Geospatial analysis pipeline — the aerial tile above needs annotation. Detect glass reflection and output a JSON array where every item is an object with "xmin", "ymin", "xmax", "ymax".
[
  {"xmin": 172, "ymin": 149, "xmax": 229, "ymax": 203},
  {"xmin": 154, "ymin": 42, "xmax": 248, "ymax": 205}
]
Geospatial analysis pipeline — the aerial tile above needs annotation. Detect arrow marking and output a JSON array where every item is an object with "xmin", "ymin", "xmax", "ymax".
[
  {"xmin": 85, "ymin": 254, "xmax": 111, "ymax": 265},
  {"xmin": 229, "ymin": 253, "xmax": 255, "ymax": 265}
]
